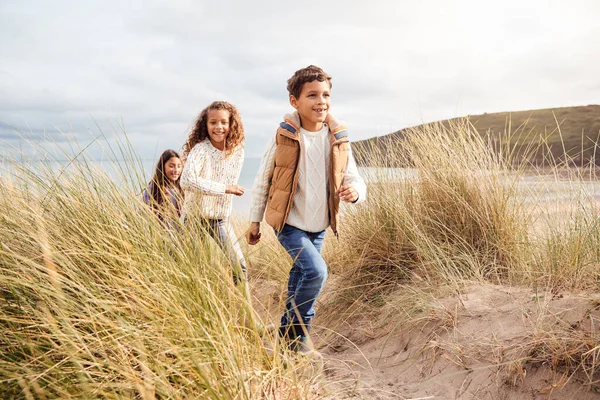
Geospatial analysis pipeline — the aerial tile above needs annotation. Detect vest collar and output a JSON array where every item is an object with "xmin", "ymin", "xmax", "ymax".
[
  {"xmin": 278, "ymin": 120, "xmax": 299, "ymax": 140},
  {"xmin": 330, "ymin": 126, "xmax": 349, "ymax": 145}
]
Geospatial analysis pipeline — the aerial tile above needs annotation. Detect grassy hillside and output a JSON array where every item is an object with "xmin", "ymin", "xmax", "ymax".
[{"xmin": 354, "ymin": 104, "xmax": 600, "ymax": 166}]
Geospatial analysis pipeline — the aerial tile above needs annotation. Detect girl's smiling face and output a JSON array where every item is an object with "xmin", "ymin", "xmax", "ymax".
[
  {"xmin": 164, "ymin": 156, "xmax": 182, "ymax": 183},
  {"xmin": 206, "ymin": 109, "xmax": 231, "ymax": 151}
]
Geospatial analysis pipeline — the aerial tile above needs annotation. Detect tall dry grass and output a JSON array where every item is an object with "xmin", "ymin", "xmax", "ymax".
[
  {"xmin": 518, "ymin": 167, "xmax": 600, "ymax": 290},
  {"xmin": 326, "ymin": 120, "xmax": 529, "ymax": 312},
  {"xmin": 3, "ymin": 118, "xmax": 600, "ymax": 397},
  {"xmin": 328, "ymin": 119, "xmax": 600, "ymax": 300},
  {"xmin": 319, "ymin": 118, "xmax": 600, "ymax": 389},
  {"xmin": 0, "ymin": 136, "xmax": 320, "ymax": 399}
]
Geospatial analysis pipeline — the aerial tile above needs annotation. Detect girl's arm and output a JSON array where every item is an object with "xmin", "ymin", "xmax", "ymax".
[
  {"xmin": 232, "ymin": 147, "xmax": 245, "ymax": 183},
  {"xmin": 180, "ymin": 145, "xmax": 227, "ymax": 195},
  {"xmin": 225, "ymin": 147, "xmax": 245, "ymax": 196},
  {"xmin": 340, "ymin": 144, "xmax": 367, "ymax": 204},
  {"xmin": 143, "ymin": 184, "xmax": 152, "ymax": 205},
  {"xmin": 143, "ymin": 183, "xmax": 161, "ymax": 218}
]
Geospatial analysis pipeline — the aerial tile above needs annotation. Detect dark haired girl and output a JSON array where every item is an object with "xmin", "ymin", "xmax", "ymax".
[{"xmin": 143, "ymin": 149, "xmax": 184, "ymax": 228}]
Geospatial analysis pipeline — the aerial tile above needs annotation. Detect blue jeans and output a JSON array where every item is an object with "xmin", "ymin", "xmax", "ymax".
[{"xmin": 275, "ymin": 224, "xmax": 327, "ymax": 341}]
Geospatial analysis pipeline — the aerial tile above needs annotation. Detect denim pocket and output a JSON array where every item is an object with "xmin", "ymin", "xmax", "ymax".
[{"xmin": 274, "ymin": 223, "xmax": 294, "ymax": 238}]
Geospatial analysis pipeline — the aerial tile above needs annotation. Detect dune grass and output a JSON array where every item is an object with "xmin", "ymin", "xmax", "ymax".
[
  {"xmin": 330, "ymin": 119, "xmax": 600, "ymax": 295},
  {"xmin": 2, "ymin": 118, "xmax": 600, "ymax": 397},
  {"xmin": 319, "ymin": 118, "xmax": 600, "ymax": 390},
  {"xmin": 326, "ymin": 120, "xmax": 529, "ymax": 312},
  {"xmin": 0, "ymin": 136, "xmax": 321, "ymax": 399}
]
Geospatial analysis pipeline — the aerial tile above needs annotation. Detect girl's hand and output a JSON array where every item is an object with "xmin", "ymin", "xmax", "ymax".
[
  {"xmin": 339, "ymin": 184, "xmax": 358, "ymax": 203},
  {"xmin": 226, "ymin": 185, "xmax": 245, "ymax": 196},
  {"xmin": 247, "ymin": 222, "xmax": 261, "ymax": 245}
]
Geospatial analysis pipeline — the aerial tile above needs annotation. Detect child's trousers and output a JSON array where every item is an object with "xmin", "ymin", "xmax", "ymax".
[
  {"xmin": 275, "ymin": 224, "xmax": 327, "ymax": 342},
  {"xmin": 201, "ymin": 218, "xmax": 247, "ymax": 283}
]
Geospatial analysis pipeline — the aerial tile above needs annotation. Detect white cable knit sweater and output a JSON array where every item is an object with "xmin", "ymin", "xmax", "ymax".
[
  {"xmin": 289, "ymin": 125, "xmax": 330, "ymax": 230},
  {"xmin": 180, "ymin": 139, "xmax": 244, "ymax": 220},
  {"xmin": 250, "ymin": 122, "xmax": 367, "ymax": 233}
]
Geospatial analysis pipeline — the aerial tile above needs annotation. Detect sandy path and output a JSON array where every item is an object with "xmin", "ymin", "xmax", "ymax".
[
  {"xmin": 315, "ymin": 283, "xmax": 600, "ymax": 399},
  {"xmin": 253, "ymin": 281, "xmax": 600, "ymax": 399}
]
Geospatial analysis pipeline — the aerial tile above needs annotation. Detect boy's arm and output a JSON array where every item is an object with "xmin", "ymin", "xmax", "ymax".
[
  {"xmin": 340, "ymin": 144, "xmax": 367, "ymax": 204},
  {"xmin": 247, "ymin": 135, "xmax": 277, "ymax": 244}
]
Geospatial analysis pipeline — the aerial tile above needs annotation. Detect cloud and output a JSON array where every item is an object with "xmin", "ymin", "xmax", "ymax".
[{"xmin": 1, "ymin": 0, "xmax": 599, "ymax": 164}]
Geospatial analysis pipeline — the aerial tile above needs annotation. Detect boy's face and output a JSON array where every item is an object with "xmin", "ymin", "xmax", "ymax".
[{"xmin": 290, "ymin": 80, "xmax": 331, "ymax": 132}]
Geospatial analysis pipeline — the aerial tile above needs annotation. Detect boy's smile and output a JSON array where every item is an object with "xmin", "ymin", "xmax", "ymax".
[{"xmin": 290, "ymin": 80, "xmax": 331, "ymax": 132}]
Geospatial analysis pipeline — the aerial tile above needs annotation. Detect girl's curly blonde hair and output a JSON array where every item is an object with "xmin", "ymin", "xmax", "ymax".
[{"xmin": 182, "ymin": 101, "xmax": 245, "ymax": 160}]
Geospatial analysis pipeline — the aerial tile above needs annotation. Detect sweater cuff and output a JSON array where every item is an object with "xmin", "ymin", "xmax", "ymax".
[
  {"xmin": 249, "ymin": 210, "xmax": 265, "ymax": 223},
  {"xmin": 214, "ymin": 182, "xmax": 227, "ymax": 194}
]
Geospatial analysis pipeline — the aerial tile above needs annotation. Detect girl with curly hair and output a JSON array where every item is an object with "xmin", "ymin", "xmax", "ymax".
[{"xmin": 180, "ymin": 101, "xmax": 247, "ymax": 283}]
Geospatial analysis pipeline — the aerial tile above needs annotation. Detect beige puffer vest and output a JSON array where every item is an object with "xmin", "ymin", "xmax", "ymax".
[{"xmin": 264, "ymin": 112, "xmax": 350, "ymax": 234}]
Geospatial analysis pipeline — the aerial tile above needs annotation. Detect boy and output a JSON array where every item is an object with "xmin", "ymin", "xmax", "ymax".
[{"xmin": 247, "ymin": 65, "xmax": 366, "ymax": 356}]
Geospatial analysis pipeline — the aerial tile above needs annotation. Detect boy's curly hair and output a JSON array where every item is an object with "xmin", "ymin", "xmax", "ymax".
[
  {"xmin": 182, "ymin": 101, "xmax": 245, "ymax": 159},
  {"xmin": 286, "ymin": 65, "xmax": 332, "ymax": 99}
]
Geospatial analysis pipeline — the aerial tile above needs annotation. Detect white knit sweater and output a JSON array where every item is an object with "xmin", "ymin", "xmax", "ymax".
[
  {"xmin": 249, "ymin": 123, "xmax": 367, "ymax": 233},
  {"xmin": 180, "ymin": 139, "xmax": 244, "ymax": 220}
]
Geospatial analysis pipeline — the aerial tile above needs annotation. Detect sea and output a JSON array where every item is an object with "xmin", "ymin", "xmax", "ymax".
[
  {"xmin": 5, "ymin": 154, "xmax": 600, "ymax": 220},
  {"xmin": 0, "ymin": 156, "xmax": 261, "ymax": 219},
  {"xmin": 0, "ymin": 154, "xmax": 395, "ymax": 219}
]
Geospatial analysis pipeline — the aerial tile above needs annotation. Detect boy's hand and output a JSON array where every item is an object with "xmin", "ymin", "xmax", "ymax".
[
  {"xmin": 339, "ymin": 185, "xmax": 358, "ymax": 203},
  {"xmin": 226, "ymin": 185, "xmax": 245, "ymax": 196},
  {"xmin": 247, "ymin": 222, "xmax": 261, "ymax": 245}
]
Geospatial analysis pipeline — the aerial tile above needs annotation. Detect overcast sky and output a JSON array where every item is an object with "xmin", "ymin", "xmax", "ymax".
[{"xmin": 1, "ymin": 0, "xmax": 599, "ymax": 160}]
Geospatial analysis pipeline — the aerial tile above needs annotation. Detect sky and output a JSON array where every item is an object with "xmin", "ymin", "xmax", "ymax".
[{"xmin": 1, "ymin": 0, "xmax": 599, "ymax": 160}]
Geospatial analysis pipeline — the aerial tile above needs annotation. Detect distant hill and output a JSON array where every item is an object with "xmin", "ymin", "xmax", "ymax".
[{"xmin": 353, "ymin": 105, "xmax": 600, "ymax": 166}]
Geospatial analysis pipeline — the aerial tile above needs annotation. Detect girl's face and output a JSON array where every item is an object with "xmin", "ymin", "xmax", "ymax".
[
  {"xmin": 206, "ymin": 109, "xmax": 230, "ymax": 151},
  {"xmin": 164, "ymin": 157, "xmax": 183, "ymax": 183}
]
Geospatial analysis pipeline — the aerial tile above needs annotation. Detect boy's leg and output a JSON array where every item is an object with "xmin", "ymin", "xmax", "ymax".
[
  {"xmin": 280, "ymin": 262, "xmax": 302, "ymax": 337},
  {"xmin": 276, "ymin": 224, "xmax": 327, "ymax": 345}
]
